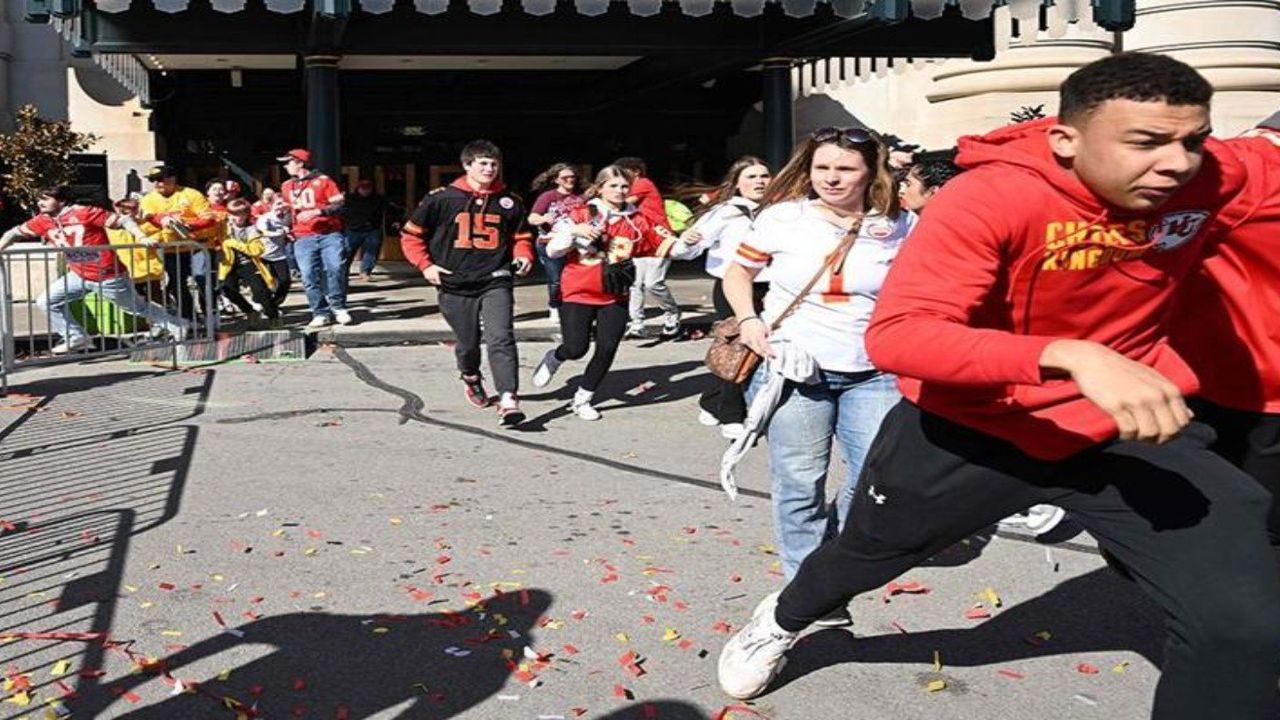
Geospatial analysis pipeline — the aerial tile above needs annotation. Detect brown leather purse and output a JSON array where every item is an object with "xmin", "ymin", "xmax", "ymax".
[{"xmin": 704, "ymin": 219, "xmax": 862, "ymax": 384}]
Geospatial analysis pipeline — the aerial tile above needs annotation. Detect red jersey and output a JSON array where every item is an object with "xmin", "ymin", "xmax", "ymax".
[
  {"xmin": 866, "ymin": 118, "xmax": 1247, "ymax": 460},
  {"xmin": 281, "ymin": 172, "xmax": 344, "ymax": 236},
  {"xmin": 629, "ymin": 177, "xmax": 671, "ymax": 231},
  {"xmin": 559, "ymin": 202, "xmax": 676, "ymax": 305},
  {"xmin": 1170, "ymin": 129, "xmax": 1280, "ymax": 413},
  {"xmin": 20, "ymin": 205, "xmax": 125, "ymax": 281},
  {"xmin": 250, "ymin": 199, "xmax": 271, "ymax": 219}
]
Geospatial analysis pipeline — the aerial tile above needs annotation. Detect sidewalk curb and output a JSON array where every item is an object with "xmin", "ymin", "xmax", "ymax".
[{"xmin": 315, "ymin": 319, "xmax": 718, "ymax": 347}]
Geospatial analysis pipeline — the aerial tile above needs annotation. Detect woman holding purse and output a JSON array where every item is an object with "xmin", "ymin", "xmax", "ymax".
[
  {"xmin": 723, "ymin": 127, "xmax": 915, "ymax": 625},
  {"xmin": 532, "ymin": 165, "xmax": 679, "ymax": 421}
]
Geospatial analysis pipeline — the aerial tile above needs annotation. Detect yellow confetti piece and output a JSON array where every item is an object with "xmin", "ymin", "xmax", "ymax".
[
  {"xmin": 50, "ymin": 661, "xmax": 70, "ymax": 677},
  {"xmin": 6, "ymin": 691, "xmax": 31, "ymax": 706},
  {"xmin": 217, "ymin": 669, "xmax": 232, "ymax": 682},
  {"xmin": 176, "ymin": 545, "xmax": 184, "ymax": 554},
  {"xmin": 543, "ymin": 620, "xmax": 565, "ymax": 630},
  {"xmin": 615, "ymin": 633, "xmax": 630, "ymax": 644},
  {"xmin": 389, "ymin": 518, "xmax": 403, "ymax": 525},
  {"xmin": 211, "ymin": 574, "xmax": 224, "ymax": 582},
  {"xmin": 981, "ymin": 587, "xmax": 1002, "ymax": 608},
  {"xmin": 1034, "ymin": 630, "xmax": 1052, "ymax": 642},
  {"xmin": 0, "ymin": 637, "xmax": 16, "ymax": 645},
  {"xmin": 303, "ymin": 548, "xmax": 318, "ymax": 556},
  {"xmin": 350, "ymin": 549, "xmax": 368, "ymax": 556},
  {"xmin": 124, "ymin": 585, "xmax": 138, "ymax": 593},
  {"xmin": 139, "ymin": 602, "xmax": 154, "ymax": 609},
  {"xmin": 493, "ymin": 613, "xmax": 509, "ymax": 626},
  {"xmin": 1113, "ymin": 661, "xmax": 1130, "ymax": 674},
  {"xmin": 271, "ymin": 529, "xmax": 286, "ymax": 538},
  {"xmin": 925, "ymin": 679, "xmax": 947, "ymax": 693},
  {"xmin": 160, "ymin": 630, "xmax": 183, "ymax": 637},
  {"xmin": 933, "ymin": 650, "xmax": 942, "ymax": 672},
  {"xmin": 372, "ymin": 627, "xmax": 389, "ymax": 634},
  {"xmin": 662, "ymin": 628, "xmax": 681, "ymax": 643},
  {"xmin": 511, "ymin": 569, "xmax": 526, "ymax": 575},
  {"xmin": 313, "ymin": 591, "xmax": 327, "ymax": 599}
]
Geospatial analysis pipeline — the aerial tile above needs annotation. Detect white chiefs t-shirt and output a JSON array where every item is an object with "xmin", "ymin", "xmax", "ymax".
[{"xmin": 735, "ymin": 198, "xmax": 917, "ymax": 373}]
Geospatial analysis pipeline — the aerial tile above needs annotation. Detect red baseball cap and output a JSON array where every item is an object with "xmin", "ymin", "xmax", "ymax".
[{"xmin": 277, "ymin": 148, "xmax": 311, "ymax": 164}]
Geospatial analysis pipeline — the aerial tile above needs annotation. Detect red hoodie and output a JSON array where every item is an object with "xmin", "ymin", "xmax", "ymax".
[
  {"xmin": 866, "ymin": 118, "xmax": 1247, "ymax": 460},
  {"xmin": 1169, "ymin": 128, "xmax": 1280, "ymax": 413}
]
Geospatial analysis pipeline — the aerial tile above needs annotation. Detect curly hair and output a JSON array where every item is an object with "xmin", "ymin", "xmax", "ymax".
[
  {"xmin": 910, "ymin": 151, "xmax": 963, "ymax": 192},
  {"xmin": 1059, "ymin": 52, "xmax": 1212, "ymax": 123}
]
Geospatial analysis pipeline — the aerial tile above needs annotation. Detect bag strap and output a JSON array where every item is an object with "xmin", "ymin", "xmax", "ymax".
[{"xmin": 768, "ymin": 214, "xmax": 864, "ymax": 332}]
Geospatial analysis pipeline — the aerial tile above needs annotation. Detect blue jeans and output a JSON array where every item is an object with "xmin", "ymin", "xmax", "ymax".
[
  {"xmin": 37, "ymin": 272, "xmax": 191, "ymax": 342},
  {"xmin": 536, "ymin": 241, "xmax": 565, "ymax": 308},
  {"xmin": 294, "ymin": 232, "xmax": 348, "ymax": 317},
  {"xmin": 346, "ymin": 229, "xmax": 383, "ymax": 275},
  {"xmin": 748, "ymin": 368, "xmax": 901, "ymax": 580}
]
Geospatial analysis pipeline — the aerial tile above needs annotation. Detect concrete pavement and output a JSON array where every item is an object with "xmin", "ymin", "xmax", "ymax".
[{"xmin": 0, "ymin": 338, "xmax": 1163, "ymax": 719}]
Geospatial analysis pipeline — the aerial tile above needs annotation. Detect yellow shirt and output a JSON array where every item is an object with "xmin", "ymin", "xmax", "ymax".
[{"xmin": 139, "ymin": 187, "xmax": 221, "ymax": 246}]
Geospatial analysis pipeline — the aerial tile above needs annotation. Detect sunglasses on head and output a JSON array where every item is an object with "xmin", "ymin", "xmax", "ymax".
[{"xmin": 811, "ymin": 127, "xmax": 876, "ymax": 145}]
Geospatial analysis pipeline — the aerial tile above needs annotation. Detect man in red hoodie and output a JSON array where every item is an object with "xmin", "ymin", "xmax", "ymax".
[
  {"xmin": 718, "ymin": 53, "xmax": 1280, "ymax": 719},
  {"xmin": 400, "ymin": 139, "xmax": 534, "ymax": 426}
]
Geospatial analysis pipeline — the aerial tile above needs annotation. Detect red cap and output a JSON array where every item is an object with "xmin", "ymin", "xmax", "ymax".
[{"xmin": 277, "ymin": 148, "xmax": 311, "ymax": 164}]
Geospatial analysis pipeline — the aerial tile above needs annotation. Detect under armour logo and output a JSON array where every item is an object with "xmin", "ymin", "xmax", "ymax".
[{"xmin": 868, "ymin": 486, "xmax": 887, "ymax": 505}]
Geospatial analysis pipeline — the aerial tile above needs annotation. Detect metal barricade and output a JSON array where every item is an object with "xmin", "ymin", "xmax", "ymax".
[{"xmin": 0, "ymin": 240, "xmax": 217, "ymax": 395}]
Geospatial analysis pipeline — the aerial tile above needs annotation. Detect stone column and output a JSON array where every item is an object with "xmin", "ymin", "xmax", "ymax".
[
  {"xmin": 762, "ymin": 58, "xmax": 794, "ymax": 171},
  {"xmin": 304, "ymin": 54, "xmax": 341, "ymax": 176}
]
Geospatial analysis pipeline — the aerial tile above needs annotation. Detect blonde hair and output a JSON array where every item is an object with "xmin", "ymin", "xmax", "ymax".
[
  {"xmin": 584, "ymin": 165, "xmax": 631, "ymax": 201},
  {"xmin": 760, "ymin": 129, "xmax": 900, "ymax": 218}
]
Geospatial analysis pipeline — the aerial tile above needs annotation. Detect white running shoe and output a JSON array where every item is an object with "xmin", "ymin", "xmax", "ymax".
[
  {"xmin": 307, "ymin": 315, "xmax": 331, "ymax": 329},
  {"xmin": 50, "ymin": 337, "xmax": 92, "ymax": 355},
  {"xmin": 720, "ymin": 423, "xmax": 746, "ymax": 440},
  {"xmin": 572, "ymin": 401, "xmax": 602, "ymax": 421},
  {"xmin": 998, "ymin": 504, "xmax": 1067, "ymax": 536},
  {"xmin": 718, "ymin": 592, "xmax": 796, "ymax": 700},
  {"xmin": 624, "ymin": 322, "xmax": 647, "ymax": 339},
  {"xmin": 333, "ymin": 309, "xmax": 353, "ymax": 326},
  {"xmin": 661, "ymin": 314, "xmax": 680, "ymax": 337},
  {"xmin": 698, "ymin": 410, "xmax": 720, "ymax": 427},
  {"xmin": 532, "ymin": 349, "xmax": 562, "ymax": 388}
]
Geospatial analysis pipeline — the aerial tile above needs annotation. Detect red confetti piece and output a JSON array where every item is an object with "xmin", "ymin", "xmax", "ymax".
[
  {"xmin": 571, "ymin": 609, "xmax": 588, "ymax": 621},
  {"xmin": 964, "ymin": 607, "xmax": 991, "ymax": 620},
  {"xmin": 562, "ymin": 644, "xmax": 580, "ymax": 655},
  {"xmin": 613, "ymin": 684, "xmax": 633, "ymax": 700},
  {"xmin": 998, "ymin": 669, "xmax": 1026, "ymax": 680},
  {"xmin": 730, "ymin": 574, "xmax": 742, "ymax": 583},
  {"xmin": 307, "ymin": 530, "xmax": 323, "ymax": 539},
  {"xmin": 601, "ymin": 573, "xmax": 620, "ymax": 584},
  {"xmin": 882, "ymin": 580, "xmax": 930, "ymax": 603},
  {"xmin": 674, "ymin": 601, "xmax": 690, "ymax": 612},
  {"xmin": 618, "ymin": 651, "xmax": 638, "ymax": 666},
  {"xmin": 677, "ymin": 639, "xmax": 694, "ymax": 651},
  {"xmin": 158, "ymin": 582, "xmax": 176, "ymax": 591},
  {"xmin": 1076, "ymin": 663, "xmax": 1100, "ymax": 675},
  {"xmin": 712, "ymin": 621, "xmax": 734, "ymax": 635},
  {"xmin": 641, "ymin": 615, "xmax": 656, "ymax": 625},
  {"xmin": 212, "ymin": 611, "xmax": 226, "ymax": 627},
  {"xmin": 513, "ymin": 670, "xmax": 538, "ymax": 683},
  {"xmin": 572, "ymin": 709, "xmax": 588, "ymax": 717}
]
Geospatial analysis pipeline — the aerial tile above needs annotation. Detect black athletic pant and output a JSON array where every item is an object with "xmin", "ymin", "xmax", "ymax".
[
  {"xmin": 1189, "ymin": 397, "xmax": 1280, "ymax": 548},
  {"xmin": 438, "ymin": 285, "xmax": 519, "ymax": 395},
  {"xmin": 776, "ymin": 400, "xmax": 1280, "ymax": 720},
  {"xmin": 221, "ymin": 262, "xmax": 278, "ymax": 320},
  {"xmin": 699, "ymin": 278, "xmax": 768, "ymax": 423},
  {"xmin": 555, "ymin": 301, "xmax": 628, "ymax": 394},
  {"xmin": 268, "ymin": 258, "xmax": 292, "ymax": 312}
]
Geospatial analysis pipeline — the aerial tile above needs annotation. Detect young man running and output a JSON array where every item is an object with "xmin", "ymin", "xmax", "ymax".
[
  {"xmin": 718, "ymin": 53, "xmax": 1280, "ymax": 720},
  {"xmin": 0, "ymin": 186, "xmax": 191, "ymax": 353},
  {"xmin": 400, "ymin": 140, "xmax": 533, "ymax": 426}
]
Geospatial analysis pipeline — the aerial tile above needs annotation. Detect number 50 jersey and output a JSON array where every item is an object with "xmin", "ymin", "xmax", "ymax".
[{"xmin": 400, "ymin": 177, "xmax": 533, "ymax": 296}]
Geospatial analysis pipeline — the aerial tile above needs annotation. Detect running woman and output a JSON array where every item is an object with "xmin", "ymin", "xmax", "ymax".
[
  {"xmin": 718, "ymin": 53, "xmax": 1280, "ymax": 720},
  {"xmin": 531, "ymin": 165, "xmax": 679, "ymax": 420},
  {"xmin": 669, "ymin": 155, "xmax": 772, "ymax": 438},
  {"xmin": 400, "ymin": 139, "xmax": 534, "ymax": 426},
  {"xmin": 528, "ymin": 163, "xmax": 586, "ymax": 326},
  {"xmin": 0, "ymin": 186, "xmax": 191, "ymax": 353}
]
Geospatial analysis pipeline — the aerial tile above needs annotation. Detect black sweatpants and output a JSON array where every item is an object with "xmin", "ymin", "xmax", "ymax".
[
  {"xmin": 1189, "ymin": 398, "xmax": 1280, "ymax": 547},
  {"xmin": 438, "ymin": 285, "xmax": 519, "ymax": 395},
  {"xmin": 776, "ymin": 400, "xmax": 1280, "ymax": 720},
  {"xmin": 699, "ymin": 278, "xmax": 769, "ymax": 424},
  {"xmin": 268, "ymin": 258, "xmax": 292, "ymax": 312},
  {"xmin": 555, "ymin": 301, "xmax": 628, "ymax": 393},
  {"xmin": 221, "ymin": 261, "xmax": 278, "ymax": 319}
]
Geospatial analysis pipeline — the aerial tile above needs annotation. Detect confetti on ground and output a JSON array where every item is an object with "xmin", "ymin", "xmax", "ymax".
[
  {"xmin": 979, "ymin": 586, "xmax": 1002, "ymax": 608},
  {"xmin": 1076, "ymin": 663, "xmax": 1100, "ymax": 675},
  {"xmin": 997, "ymin": 669, "xmax": 1025, "ymax": 680},
  {"xmin": 882, "ymin": 581, "xmax": 930, "ymax": 603},
  {"xmin": 1074, "ymin": 694, "xmax": 1099, "ymax": 706},
  {"xmin": 1113, "ymin": 661, "xmax": 1130, "ymax": 674},
  {"xmin": 925, "ymin": 679, "xmax": 947, "ymax": 693}
]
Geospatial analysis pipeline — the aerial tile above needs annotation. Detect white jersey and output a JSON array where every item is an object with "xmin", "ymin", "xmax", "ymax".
[
  {"xmin": 671, "ymin": 197, "xmax": 767, "ymax": 281},
  {"xmin": 734, "ymin": 198, "xmax": 916, "ymax": 373}
]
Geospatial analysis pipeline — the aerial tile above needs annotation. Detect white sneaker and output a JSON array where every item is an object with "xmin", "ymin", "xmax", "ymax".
[
  {"xmin": 307, "ymin": 315, "xmax": 331, "ymax": 329},
  {"xmin": 50, "ymin": 337, "xmax": 91, "ymax": 355},
  {"xmin": 624, "ymin": 322, "xmax": 647, "ymax": 339},
  {"xmin": 661, "ymin": 314, "xmax": 681, "ymax": 337},
  {"xmin": 718, "ymin": 592, "xmax": 796, "ymax": 700},
  {"xmin": 548, "ymin": 307, "xmax": 559, "ymax": 325},
  {"xmin": 998, "ymin": 504, "xmax": 1067, "ymax": 536},
  {"xmin": 532, "ymin": 349, "xmax": 563, "ymax": 388},
  {"xmin": 333, "ymin": 309, "xmax": 353, "ymax": 326},
  {"xmin": 697, "ymin": 410, "xmax": 720, "ymax": 427},
  {"xmin": 572, "ymin": 401, "xmax": 601, "ymax": 421},
  {"xmin": 721, "ymin": 423, "xmax": 746, "ymax": 440}
]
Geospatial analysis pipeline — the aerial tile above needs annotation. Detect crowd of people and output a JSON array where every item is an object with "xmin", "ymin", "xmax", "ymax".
[{"xmin": 3, "ymin": 48, "xmax": 1279, "ymax": 719}]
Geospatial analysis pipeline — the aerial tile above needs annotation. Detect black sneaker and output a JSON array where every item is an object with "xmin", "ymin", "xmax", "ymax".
[{"xmin": 462, "ymin": 374, "xmax": 491, "ymax": 408}]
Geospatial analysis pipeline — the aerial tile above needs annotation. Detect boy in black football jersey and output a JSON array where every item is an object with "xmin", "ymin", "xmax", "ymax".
[{"xmin": 400, "ymin": 140, "xmax": 535, "ymax": 425}]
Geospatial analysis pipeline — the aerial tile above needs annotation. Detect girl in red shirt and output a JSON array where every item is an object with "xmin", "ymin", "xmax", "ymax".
[{"xmin": 531, "ymin": 166, "xmax": 677, "ymax": 420}]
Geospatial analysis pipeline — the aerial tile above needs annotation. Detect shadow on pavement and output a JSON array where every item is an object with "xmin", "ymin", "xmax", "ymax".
[
  {"xmin": 776, "ymin": 567, "xmax": 1162, "ymax": 691},
  {"xmin": 83, "ymin": 591, "xmax": 555, "ymax": 719},
  {"xmin": 0, "ymin": 368, "xmax": 212, "ymax": 718},
  {"xmin": 518, "ymin": 359, "xmax": 710, "ymax": 432}
]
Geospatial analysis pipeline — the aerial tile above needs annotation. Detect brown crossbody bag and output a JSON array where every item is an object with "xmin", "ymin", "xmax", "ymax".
[{"xmin": 704, "ymin": 217, "xmax": 862, "ymax": 384}]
